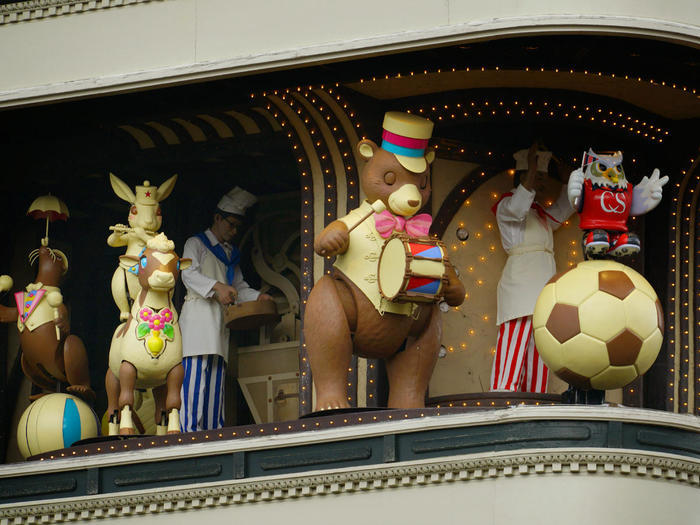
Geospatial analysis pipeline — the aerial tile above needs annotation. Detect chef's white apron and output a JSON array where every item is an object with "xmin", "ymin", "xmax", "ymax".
[
  {"xmin": 180, "ymin": 248, "xmax": 230, "ymax": 362},
  {"xmin": 496, "ymin": 209, "xmax": 557, "ymax": 326}
]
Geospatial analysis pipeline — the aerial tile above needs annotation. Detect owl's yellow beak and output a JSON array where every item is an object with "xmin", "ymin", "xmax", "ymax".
[{"xmin": 602, "ymin": 168, "xmax": 618, "ymax": 184}]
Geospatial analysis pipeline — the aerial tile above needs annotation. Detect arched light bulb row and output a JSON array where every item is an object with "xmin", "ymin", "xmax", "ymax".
[
  {"xmin": 247, "ymin": 68, "xmax": 698, "ymax": 100},
  {"xmin": 290, "ymin": 86, "xmax": 364, "ymax": 405},
  {"xmin": 430, "ymin": 146, "xmax": 651, "ymax": 174},
  {"xmin": 280, "ymin": 91, "xmax": 338, "ymax": 274},
  {"xmin": 690, "ymin": 159, "xmax": 700, "ymax": 414},
  {"xmin": 666, "ymin": 154, "xmax": 699, "ymax": 414},
  {"xmin": 320, "ymin": 84, "xmax": 365, "ymax": 203},
  {"xmin": 260, "ymin": 85, "xmax": 365, "ymax": 408},
  {"xmin": 273, "ymin": 86, "xmax": 363, "ymax": 213},
  {"xmin": 269, "ymin": 91, "xmax": 360, "ymax": 411},
  {"xmin": 676, "ymin": 156, "xmax": 699, "ymax": 413},
  {"xmin": 259, "ymin": 97, "xmax": 315, "ymax": 411},
  {"xmin": 404, "ymin": 99, "xmax": 668, "ymax": 144},
  {"xmin": 41, "ymin": 410, "xmax": 469, "ymax": 460},
  {"xmin": 300, "ymin": 88, "xmax": 362, "ymax": 210},
  {"xmin": 289, "ymin": 85, "xmax": 377, "ymax": 406},
  {"xmin": 354, "ymin": 65, "xmax": 697, "ymax": 97},
  {"xmin": 256, "ymin": 84, "xmax": 365, "ymax": 409},
  {"xmin": 295, "ymin": 86, "xmax": 369, "ymax": 404},
  {"xmin": 277, "ymin": 91, "xmax": 350, "ymax": 406}
]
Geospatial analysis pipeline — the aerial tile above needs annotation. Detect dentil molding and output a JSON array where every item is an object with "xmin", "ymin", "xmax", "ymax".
[
  {"xmin": 0, "ymin": 449, "xmax": 697, "ymax": 524},
  {"xmin": 0, "ymin": 0, "xmax": 158, "ymax": 25}
]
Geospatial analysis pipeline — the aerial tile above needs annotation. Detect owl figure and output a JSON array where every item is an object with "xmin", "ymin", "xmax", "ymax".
[{"xmin": 567, "ymin": 148, "xmax": 668, "ymax": 258}]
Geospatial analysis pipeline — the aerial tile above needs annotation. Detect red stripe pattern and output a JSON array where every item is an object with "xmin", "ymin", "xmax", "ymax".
[
  {"xmin": 381, "ymin": 129, "xmax": 429, "ymax": 150},
  {"xmin": 490, "ymin": 316, "xmax": 548, "ymax": 392}
]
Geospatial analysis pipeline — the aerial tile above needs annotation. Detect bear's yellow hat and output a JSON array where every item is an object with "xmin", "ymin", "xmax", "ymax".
[{"xmin": 381, "ymin": 112, "xmax": 435, "ymax": 173}]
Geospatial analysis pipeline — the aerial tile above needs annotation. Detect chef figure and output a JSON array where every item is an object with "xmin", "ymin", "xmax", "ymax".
[
  {"xmin": 490, "ymin": 144, "xmax": 575, "ymax": 393},
  {"xmin": 179, "ymin": 187, "xmax": 272, "ymax": 431}
]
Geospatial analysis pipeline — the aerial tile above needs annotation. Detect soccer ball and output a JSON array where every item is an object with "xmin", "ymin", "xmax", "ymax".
[
  {"xmin": 533, "ymin": 260, "xmax": 663, "ymax": 390},
  {"xmin": 17, "ymin": 393, "xmax": 99, "ymax": 459}
]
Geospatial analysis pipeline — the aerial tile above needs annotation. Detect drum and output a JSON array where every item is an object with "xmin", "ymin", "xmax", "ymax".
[
  {"xmin": 225, "ymin": 300, "xmax": 280, "ymax": 331},
  {"xmin": 378, "ymin": 233, "xmax": 448, "ymax": 303}
]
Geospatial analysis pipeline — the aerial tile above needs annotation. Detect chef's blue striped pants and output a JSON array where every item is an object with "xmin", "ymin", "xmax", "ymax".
[{"xmin": 180, "ymin": 354, "xmax": 226, "ymax": 432}]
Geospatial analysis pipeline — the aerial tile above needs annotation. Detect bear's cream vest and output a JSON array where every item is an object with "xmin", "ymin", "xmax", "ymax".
[{"xmin": 334, "ymin": 201, "xmax": 414, "ymax": 316}]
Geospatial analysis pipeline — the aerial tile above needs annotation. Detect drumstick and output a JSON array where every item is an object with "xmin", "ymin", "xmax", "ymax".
[{"xmin": 346, "ymin": 199, "xmax": 387, "ymax": 233}]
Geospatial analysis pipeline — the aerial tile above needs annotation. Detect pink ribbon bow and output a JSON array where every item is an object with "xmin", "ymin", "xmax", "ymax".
[{"xmin": 374, "ymin": 210, "xmax": 432, "ymax": 238}]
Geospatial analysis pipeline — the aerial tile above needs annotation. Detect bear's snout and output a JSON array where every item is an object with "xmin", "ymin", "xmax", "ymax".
[{"xmin": 388, "ymin": 184, "xmax": 422, "ymax": 217}]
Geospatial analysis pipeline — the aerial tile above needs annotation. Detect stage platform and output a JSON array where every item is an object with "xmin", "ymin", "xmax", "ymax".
[{"xmin": 0, "ymin": 405, "xmax": 697, "ymax": 524}]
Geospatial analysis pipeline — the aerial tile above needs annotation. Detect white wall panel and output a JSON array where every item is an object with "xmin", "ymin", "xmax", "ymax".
[
  {"xmin": 0, "ymin": 1, "xmax": 196, "ymax": 95},
  {"xmin": 0, "ymin": 0, "xmax": 697, "ymax": 106},
  {"xmin": 195, "ymin": 0, "xmax": 449, "ymax": 64},
  {"xmin": 449, "ymin": 0, "xmax": 700, "ymax": 26}
]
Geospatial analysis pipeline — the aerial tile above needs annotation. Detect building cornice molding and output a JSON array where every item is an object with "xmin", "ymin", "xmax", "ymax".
[
  {"xmin": 1, "ymin": 449, "xmax": 698, "ymax": 523},
  {"xmin": 0, "ymin": 0, "xmax": 157, "ymax": 24},
  {"xmin": 0, "ymin": 12, "xmax": 698, "ymax": 108}
]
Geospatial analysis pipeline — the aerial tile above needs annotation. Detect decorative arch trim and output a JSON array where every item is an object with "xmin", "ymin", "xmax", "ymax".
[{"xmin": 666, "ymin": 153, "xmax": 699, "ymax": 415}]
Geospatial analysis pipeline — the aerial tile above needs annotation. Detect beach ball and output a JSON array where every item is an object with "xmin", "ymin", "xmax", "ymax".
[{"xmin": 17, "ymin": 393, "xmax": 99, "ymax": 459}]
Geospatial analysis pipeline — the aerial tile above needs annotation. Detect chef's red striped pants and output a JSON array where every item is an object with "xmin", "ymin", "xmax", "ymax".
[{"xmin": 490, "ymin": 316, "xmax": 548, "ymax": 393}]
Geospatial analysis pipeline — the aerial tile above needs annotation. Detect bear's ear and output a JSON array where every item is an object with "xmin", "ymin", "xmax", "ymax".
[
  {"xmin": 357, "ymin": 139, "xmax": 378, "ymax": 161},
  {"xmin": 425, "ymin": 150, "xmax": 436, "ymax": 164}
]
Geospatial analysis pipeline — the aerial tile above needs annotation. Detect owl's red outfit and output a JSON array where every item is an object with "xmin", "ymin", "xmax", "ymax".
[
  {"xmin": 579, "ymin": 179, "xmax": 634, "ymax": 231},
  {"xmin": 578, "ymin": 179, "xmax": 636, "ymax": 254}
]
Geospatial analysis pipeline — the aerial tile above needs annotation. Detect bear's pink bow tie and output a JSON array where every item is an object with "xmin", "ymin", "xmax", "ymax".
[{"xmin": 373, "ymin": 210, "xmax": 432, "ymax": 238}]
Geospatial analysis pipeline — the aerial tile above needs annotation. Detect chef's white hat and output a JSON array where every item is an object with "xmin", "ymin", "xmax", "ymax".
[
  {"xmin": 216, "ymin": 187, "xmax": 257, "ymax": 216},
  {"xmin": 513, "ymin": 149, "xmax": 552, "ymax": 173}
]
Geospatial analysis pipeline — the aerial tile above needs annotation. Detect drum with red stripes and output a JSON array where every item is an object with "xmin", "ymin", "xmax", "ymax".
[{"xmin": 378, "ymin": 233, "xmax": 448, "ymax": 303}]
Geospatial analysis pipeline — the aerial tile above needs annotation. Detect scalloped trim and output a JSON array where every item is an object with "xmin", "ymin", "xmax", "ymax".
[
  {"xmin": 1, "ymin": 449, "xmax": 698, "ymax": 523},
  {"xmin": 0, "ymin": 0, "xmax": 156, "ymax": 25}
]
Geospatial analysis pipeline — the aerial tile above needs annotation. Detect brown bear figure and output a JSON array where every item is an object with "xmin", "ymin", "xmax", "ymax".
[
  {"xmin": 0, "ymin": 246, "xmax": 94, "ymax": 402},
  {"xmin": 304, "ymin": 112, "xmax": 465, "ymax": 411}
]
